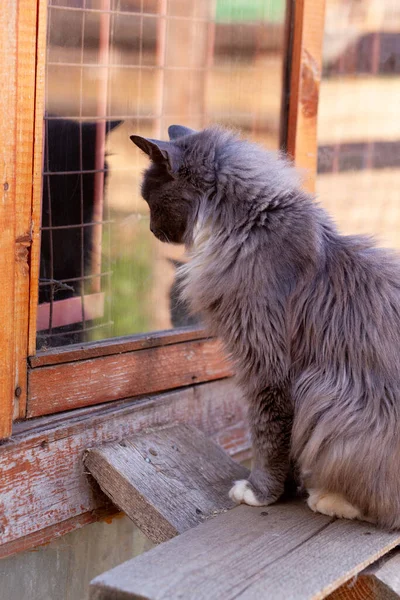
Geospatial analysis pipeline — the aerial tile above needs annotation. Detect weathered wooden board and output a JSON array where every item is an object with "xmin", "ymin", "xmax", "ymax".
[
  {"xmin": 27, "ymin": 0, "xmax": 47, "ymax": 357},
  {"xmin": 0, "ymin": 0, "xmax": 18, "ymax": 438},
  {"xmin": 373, "ymin": 552, "xmax": 400, "ymax": 596},
  {"xmin": 85, "ymin": 425, "xmax": 249, "ymax": 543},
  {"xmin": 90, "ymin": 501, "xmax": 400, "ymax": 600},
  {"xmin": 29, "ymin": 328, "xmax": 207, "ymax": 367},
  {"xmin": 0, "ymin": 379, "xmax": 249, "ymax": 558},
  {"xmin": 328, "ymin": 551, "xmax": 400, "ymax": 600},
  {"xmin": 27, "ymin": 338, "xmax": 233, "ymax": 417},
  {"xmin": 13, "ymin": 0, "xmax": 40, "ymax": 419}
]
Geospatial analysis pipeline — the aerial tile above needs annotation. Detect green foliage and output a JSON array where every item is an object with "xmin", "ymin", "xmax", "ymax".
[
  {"xmin": 89, "ymin": 219, "xmax": 153, "ymax": 341},
  {"xmin": 215, "ymin": 0, "xmax": 285, "ymax": 23}
]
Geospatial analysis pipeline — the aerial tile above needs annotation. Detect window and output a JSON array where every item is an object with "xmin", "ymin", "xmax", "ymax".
[
  {"xmin": 2, "ymin": 0, "xmax": 324, "ymax": 434},
  {"xmin": 38, "ymin": 0, "xmax": 289, "ymax": 350},
  {"xmin": 0, "ymin": 0, "xmax": 325, "ymax": 556}
]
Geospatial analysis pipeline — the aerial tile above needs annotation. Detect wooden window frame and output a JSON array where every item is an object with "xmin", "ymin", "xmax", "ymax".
[{"xmin": 0, "ymin": 0, "xmax": 326, "ymax": 556}]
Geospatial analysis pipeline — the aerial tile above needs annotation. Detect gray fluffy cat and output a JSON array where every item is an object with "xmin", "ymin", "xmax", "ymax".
[{"xmin": 131, "ymin": 125, "xmax": 400, "ymax": 529}]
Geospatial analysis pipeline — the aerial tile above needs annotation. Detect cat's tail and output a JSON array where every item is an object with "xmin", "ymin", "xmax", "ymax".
[{"xmin": 292, "ymin": 369, "xmax": 400, "ymax": 530}]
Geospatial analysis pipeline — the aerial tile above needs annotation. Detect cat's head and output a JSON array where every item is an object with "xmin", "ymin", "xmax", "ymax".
[
  {"xmin": 130, "ymin": 125, "xmax": 223, "ymax": 245},
  {"xmin": 131, "ymin": 124, "xmax": 301, "ymax": 245}
]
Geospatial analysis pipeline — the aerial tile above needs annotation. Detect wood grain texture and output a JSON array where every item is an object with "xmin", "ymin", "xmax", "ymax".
[
  {"xmin": 0, "ymin": 1, "xmax": 18, "ymax": 437},
  {"xmin": 29, "ymin": 327, "xmax": 208, "ymax": 367},
  {"xmin": 13, "ymin": 0, "xmax": 40, "ymax": 419},
  {"xmin": 27, "ymin": 0, "xmax": 47, "ymax": 357},
  {"xmin": 84, "ymin": 424, "xmax": 249, "ymax": 543},
  {"xmin": 328, "ymin": 551, "xmax": 400, "ymax": 600},
  {"xmin": 90, "ymin": 501, "xmax": 400, "ymax": 600},
  {"xmin": 327, "ymin": 577, "xmax": 376, "ymax": 600},
  {"xmin": 0, "ymin": 379, "xmax": 249, "ymax": 558},
  {"xmin": 373, "ymin": 552, "xmax": 400, "ymax": 596},
  {"xmin": 286, "ymin": 0, "xmax": 326, "ymax": 192},
  {"xmin": 329, "ymin": 577, "xmax": 400, "ymax": 600},
  {"xmin": 27, "ymin": 338, "xmax": 233, "ymax": 417}
]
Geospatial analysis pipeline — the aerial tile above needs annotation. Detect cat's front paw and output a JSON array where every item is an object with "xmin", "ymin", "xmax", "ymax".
[{"xmin": 229, "ymin": 479, "xmax": 268, "ymax": 507}]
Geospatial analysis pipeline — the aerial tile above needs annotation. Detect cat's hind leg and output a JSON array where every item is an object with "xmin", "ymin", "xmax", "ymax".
[{"xmin": 307, "ymin": 489, "xmax": 362, "ymax": 520}]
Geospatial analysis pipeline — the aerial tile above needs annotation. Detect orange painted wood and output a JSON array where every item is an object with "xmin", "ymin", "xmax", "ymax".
[
  {"xmin": 27, "ymin": 338, "xmax": 233, "ymax": 417},
  {"xmin": 30, "ymin": 327, "xmax": 207, "ymax": 367},
  {"xmin": 286, "ymin": 0, "xmax": 326, "ymax": 192},
  {"xmin": 327, "ymin": 577, "xmax": 375, "ymax": 600},
  {"xmin": 0, "ymin": 379, "xmax": 249, "ymax": 558},
  {"xmin": 13, "ymin": 0, "xmax": 41, "ymax": 419},
  {"xmin": 0, "ymin": 2, "xmax": 18, "ymax": 437},
  {"xmin": 27, "ymin": 0, "xmax": 47, "ymax": 358}
]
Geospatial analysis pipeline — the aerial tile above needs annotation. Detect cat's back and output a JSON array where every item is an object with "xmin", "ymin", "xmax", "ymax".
[
  {"xmin": 295, "ymin": 231, "xmax": 400, "ymax": 380},
  {"xmin": 326, "ymin": 233, "xmax": 400, "ymax": 304}
]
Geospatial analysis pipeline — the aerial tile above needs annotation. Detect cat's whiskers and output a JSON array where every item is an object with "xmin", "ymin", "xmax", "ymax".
[{"xmin": 159, "ymin": 229, "xmax": 171, "ymax": 244}]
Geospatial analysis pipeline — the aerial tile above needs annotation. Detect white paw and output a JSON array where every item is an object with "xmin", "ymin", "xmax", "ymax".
[
  {"xmin": 229, "ymin": 480, "xmax": 266, "ymax": 507},
  {"xmin": 307, "ymin": 489, "xmax": 361, "ymax": 520}
]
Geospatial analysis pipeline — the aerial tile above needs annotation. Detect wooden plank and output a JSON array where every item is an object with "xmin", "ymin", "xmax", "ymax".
[
  {"xmin": 90, "ymin": 502, "xmax": 400, "ymax": 600},
  {"xmin": 286, "ymin": 0, "xmax": 326, "ymax": 192},
  {"xmin": 27, "ymin": 338, "xmax": 233, "ymax": 417},
  {"xmin": 372, "ymin": 552, "xmax": 400, "ymax": 597},
  {"xmin": 239, "ymin": 521, "xmax": 399, "ymax": 599},
  {"xmin": 27, "ymin": 0, "xmax": 46, "ymax": 357},
  {"xmin": 29, "ymin": 327, "xmax": 207, "ymax": 367},
  {"xmin": 0, "ymin": 0, "xmax": 18, "ymax": 437},
  {"xmin": 13, "ymin": 0, "xmax": 40, "ymax": 419},
  {"xmin": 0, "ymin": 379, "xmax": 249, "ymax": 557},
  {"xmin": 327, "ymin": 577, "xmax": 377, "ymax": 600},
  {"xmin": 327, "ymin": 551, "xmax": 400, "ymax": 600},
  {"xmin": 84, "ymin": 425, "xmax": 249, "ymax": 543}
]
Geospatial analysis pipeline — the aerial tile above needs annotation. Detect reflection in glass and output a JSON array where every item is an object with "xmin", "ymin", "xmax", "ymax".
[{"xmin": 38, "ymin": 0, "xmax": 288, "ymax": 349}]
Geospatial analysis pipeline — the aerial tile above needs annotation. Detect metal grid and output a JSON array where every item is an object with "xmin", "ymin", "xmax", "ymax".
[
  {"xmin": 38, "ymin": 0, "xmax": 116, "ymax": 348},
  {"xmin": 38, "ymin": 0, "xmax": 287, "ymax": 348}
]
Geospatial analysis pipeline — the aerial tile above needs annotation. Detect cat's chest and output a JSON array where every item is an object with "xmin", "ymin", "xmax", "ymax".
[
  {"xmin": 178, "ymin": 225, "xmax": 219, "ymax": 305},
  {"xmin": 185, "ymin": 224, "xmax": 214, "ymax": 277}
]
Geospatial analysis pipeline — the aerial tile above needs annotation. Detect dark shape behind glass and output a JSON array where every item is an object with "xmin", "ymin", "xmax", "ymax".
[{"xmin": 38, "ymin": 118, "xmax": 120, "ymax": 348}]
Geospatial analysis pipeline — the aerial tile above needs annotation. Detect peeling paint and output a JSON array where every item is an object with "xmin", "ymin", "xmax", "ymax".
[{"xmin": 301, "ymin": 49, "xmax": 321, "ymax": 119}]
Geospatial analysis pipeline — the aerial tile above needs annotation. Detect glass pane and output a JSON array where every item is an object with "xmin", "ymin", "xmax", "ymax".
[
  {"xmin": 37, "ymin": 0, "xmax": 288, "ymax": 349},
  {"xmin": 317, "ymin": 0, "xmax": 400, "ymax": 250}
]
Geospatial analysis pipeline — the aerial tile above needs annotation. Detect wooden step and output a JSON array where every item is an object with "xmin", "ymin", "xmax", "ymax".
[
  {"xmin": 85, "ymin": 425, "xmax": 400, "ymax": 600},
  {"xmin": 84, "ymin": 424, "xmax": 249, "ymax": 543}
]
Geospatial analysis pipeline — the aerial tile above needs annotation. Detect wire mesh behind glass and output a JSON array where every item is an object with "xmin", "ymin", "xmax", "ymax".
[{"xmin": 37, "ymin": 0, "xmax": 288, "ymax": 349}]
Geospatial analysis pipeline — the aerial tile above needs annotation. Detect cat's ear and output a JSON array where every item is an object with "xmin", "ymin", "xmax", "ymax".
[
  {"xmin": 168, "ymin": 125, "xmax": 196, "ymax": 140},
  {"xmin": 130, "ymin": 135, "xmax": 181, "ymax": 173}
]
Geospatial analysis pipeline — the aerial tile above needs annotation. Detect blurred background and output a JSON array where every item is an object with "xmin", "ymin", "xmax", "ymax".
[
  {"xmin": 317, "ymin": 0, "xmax": 400, "ymax": 250},
  {"xmin": 37, "ymin": 0, "xmax": 400, "ymax": 350}
]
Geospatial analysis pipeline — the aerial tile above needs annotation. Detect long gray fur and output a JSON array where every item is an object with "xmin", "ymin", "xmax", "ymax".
[{"xmin": 131, "ymin": 125, "xmax": 400, "ymax": 529}]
